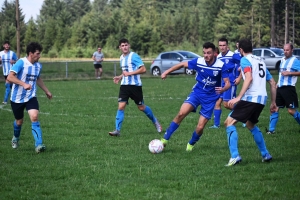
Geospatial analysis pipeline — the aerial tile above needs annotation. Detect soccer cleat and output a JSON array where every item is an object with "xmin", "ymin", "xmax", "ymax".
[
  {"xmin": 11, "ymin": 136, "xmax": 19, "ymax": 149},
  {"xmin": 154, "ymin": 120, "xmax": 162, "ymax": 133},
  {"xmin": 266, "ymin": 128, "xmax": 275, "ymax": 134},
  {"xmin": 2, "ymin": 101, "xmax": 7, "ymax": 105},
  {"xmin": 109, "ymin": 130, "xmax": 120, "ymax": 136},
  {"xmin": 160, "ymin": 138, "xmax": 168, "ymax": 147},
  {"xmin": 209, "ymin": 125, "xmax": 220, "ymax": 129},
  {"xmin": 35, "ymin": 144, "xmax": 46, "ymax": 153},
  {"xmin": 262, "ymin": 153, "xmax": 272, "ymax": 162},
  {"xmin": 186, "ymin": 143, "xmax": 194, "ymax": 152},
  {"xmin": 225, "ymin": 155, "xmax": 242, "ymax": 166}
]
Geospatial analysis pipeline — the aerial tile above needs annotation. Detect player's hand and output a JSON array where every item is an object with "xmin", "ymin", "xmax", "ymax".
[
  {"xmin": 281, "ymin": 71, "xmax": 290, "ymax": 76},
  {"xmin": 122, "ymin": 71, "xmax": 130, "ymax": 77},
  {"xmin": 228, "ymin": 97, "xmax": 240, "ymax": 108},
  {"xmin": 113, "ymin": 76, "xmax": 121, "ymax": 84},
  {"xmin": 161, "ymin": 72, "xmax": 168, "ymax": 80},
  {"xmin": 215, "ymin": 87, "xmax": 223, "ymax": 94},
  {"xmin": 10, "ymin": 60, "xmax": 15, "ymax": 64},
  {"xmin": 23, "ymin": 83, "xmax": 32, "ymax": 90},
  {"xmin": 270, "ymin": 103, "xmax": 277, "ymax": 113},
  {"xmin": 234, "ymin": 77, "xmax": 241, "ymax": 85},
  {"xmin": 46, "ymin": 91, "xmax": 52, "ymax": 99}
]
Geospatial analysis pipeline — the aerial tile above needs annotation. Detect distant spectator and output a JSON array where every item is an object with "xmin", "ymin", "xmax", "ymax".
[{"xmin": 92, "ymin": 47, "xmax": 104, "ymax": 79}]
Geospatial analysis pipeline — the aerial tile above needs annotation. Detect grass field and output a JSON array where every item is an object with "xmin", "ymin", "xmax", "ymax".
[{"xmin": 0, "ymin": 75, "xmax": 300, "ymax": 199}]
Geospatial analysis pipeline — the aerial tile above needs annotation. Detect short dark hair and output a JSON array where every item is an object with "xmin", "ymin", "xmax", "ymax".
[
  {"xmin": 203, "ymin": 42, "xmax": 215, "ymax": 51},
  {"xmin": 218, "ymin": 37, "xmax": 228, "ymax": 44},
  {"xmin": 238, "ymin": 39, "xmax": 252, "ymax": 53},
  {"xmin": 288, "ymin": 43, "xmax": 294, "ymax": 50},
  {"xmin": 119, "ymin": 38, "xmax": 129, "ymax": 46},
  {"xmin": 26, "ymin": 42, "xmax": 43, "ymax": 56},
  {"xmin": 3, "ymin": 41, "xmax": 10, "ymax": 45}
]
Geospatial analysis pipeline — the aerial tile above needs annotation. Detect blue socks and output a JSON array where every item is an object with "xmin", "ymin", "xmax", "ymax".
[
  {"xmin": 226, "ymin": 125, "xmax": 239, "ymax": 158},
  {"xmin": 4, "ymin": 82, "xmax": 11, "ymax": 102},
  {"xmin": 164, "ymin": 121, "xmax": 179, "ymax": 140},
  {"xmin": 269, "ymin": 112, "xmax": 278, "ymax": 131},
  {"xmin": 31, "ymin": 121, "xmax": 43, "ymax": 147},
  {"xmin": 115, "ymin": 110, "xmax": 124, "ymax": 131},
  {"xmin": 293, "ymin": 111, "xmax": 300, "ymax": 124},
  {"xmin": 13, "ymin": 121, "xmax": 21, "ymax": 138},
  {"xmin": 213, "ymin": 109, "xmax": 222, "ymax": 126},
  {"xmin": 188, "ymin": 131, "xmax": 202, "ymax": 145},
  {"xmin": 250, "ymin": 126, "xmax": 269, "ymax": 156},
  {"xmin": 143, "ymin": 106, "xmax": 156, "ymax": 123}
]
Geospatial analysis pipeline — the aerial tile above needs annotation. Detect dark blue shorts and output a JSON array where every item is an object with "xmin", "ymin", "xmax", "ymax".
[{"xmin": 11, "ymin": 97, "xmax": 39, "ymax": 120}]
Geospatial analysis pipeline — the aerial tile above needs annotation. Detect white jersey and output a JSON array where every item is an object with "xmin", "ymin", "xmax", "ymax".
[
  {"xmin": 120, "ymin": 52, "xmax": 143, "ymax": 86},
  {"xmin": 277, "ymin": 56, "xmax": 300, "ymax": 87},
  {"xmin": 0, "ymin": 50, "xmax": 18, "ymax": 76},
  {"xmin": 10, "ymin": 57, "xmax": 42, "ymax": 103},
  {"xmin": 240, "ymin": 54, "xmax": 268, "ymax": 105}
]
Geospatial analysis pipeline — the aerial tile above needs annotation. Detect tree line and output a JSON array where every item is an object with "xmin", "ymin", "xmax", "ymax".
[{"xmin": 0, "ymin": 0, "xmax": 299, "ymax": 58}]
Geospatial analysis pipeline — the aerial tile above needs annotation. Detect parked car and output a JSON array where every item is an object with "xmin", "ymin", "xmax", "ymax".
[
  {"xmin": 293, "ymin": 48, "xmax": 300, "ymax": 57},
  {"xmin": 150, "ymin": 50, "xmax": 201, "ymax": 76},
  {"xmin": 252, "ymin": 47, "xmax": 284, "ymax": 70}
]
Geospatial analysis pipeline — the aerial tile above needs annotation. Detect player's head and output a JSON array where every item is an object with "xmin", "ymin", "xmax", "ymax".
[
  {"xmin": 97, "ymin": 46, "xmax": 102, "ymax": 52},
  {"xmin": 26, "ymin": 42, "xmax": 43, "ymax": 63},
  {"xmin": 214, "ymin": 47, "xmax": 219, "ymax": 57},
  {"xmin": 283, "ymin": 43, "xmax": 293, "ymax": 59},
  {"xmin": 119, "ymin": 38, "xmax": 130, "ymax": 55},
  {"xmin": 203, "ymin": 42, "xmax": 215, "ymax": 63},
  {"xmin": 218, "ymin": 37, "xmax": 228, "ymax": 53},
  {"xmin": 238, "ymin": 39, "xmax": 252, "ymax": 56},
  {"xmin": 3, "ymin": 41, "xmax": 10, "ymax": 50}
]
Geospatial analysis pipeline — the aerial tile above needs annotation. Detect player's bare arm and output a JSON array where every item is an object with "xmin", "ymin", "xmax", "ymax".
[
  {"xmin": 7, "ymin": 71, "xmax": 32, "ymax": 90},
  {"xmin": 122, "ymin": 65, "xmax": 146, "ymax": 77},
  {"xmin": 37, "ymin": 78, "xmax": 52, "ymax": 99},
  {"xmin": 161, "ymin": 62, "xmax": 188, "ymax": 80},
  {"xmin": 281, "ymin": 71, "xmax": 300, "ymax": 76}
]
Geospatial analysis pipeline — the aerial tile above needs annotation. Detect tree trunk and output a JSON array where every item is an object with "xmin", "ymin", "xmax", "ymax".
[
  {"xmin": 271, "ymin": 0, "xmax": 275, "ymax": 47},
  {"xmin": 15, "ymin": 0, "xmax": 20, "ymax": 58},
  {"xmin": 285, "ymin": 0, "xmax": 289, "ymax": 44}
]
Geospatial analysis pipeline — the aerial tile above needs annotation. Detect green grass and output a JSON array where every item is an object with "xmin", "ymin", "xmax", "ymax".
[{"xmin": 0, "ymin": 75, "xmax": 300, "ymax": 199}]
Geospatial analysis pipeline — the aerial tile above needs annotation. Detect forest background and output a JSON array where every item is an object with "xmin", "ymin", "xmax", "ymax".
[{"xmin": 0, "ymin": 0, "xmax": 300, "ymax": 59}]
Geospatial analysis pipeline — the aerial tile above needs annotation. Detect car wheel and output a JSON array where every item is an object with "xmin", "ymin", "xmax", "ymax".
[
  {"xmin": 152, "ymin": 67, "xmax": 161, "ymax": 76},
  {"xmin": 185, "ymin": 68, "xmax": 194, "ymax": 75}
]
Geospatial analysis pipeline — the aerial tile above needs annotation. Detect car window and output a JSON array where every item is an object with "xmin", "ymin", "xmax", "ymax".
[
  {"xmin": 178, "ymin": 51, "xmax": 199, "ymax": 58},
  {"xmin": 264, "ymin": 50, "xmax": 274, "ymax": 57},
  {"xmin": 161, "ymin": 53, "xmax": 170, "ymax": 59},
  {"xmin": 170, "ymin": 53, "xmax": 182, "ymax": 60},
  {"xmin": 293, "ymin": 49, "xmax": 300, "ymax": 56},
  {"xmin": 253, "ymin": 50, "xmax": 261, "ymax": 56},
  {"xmin": 271, "ymin": 48, "xmax": 284, "ymax": 56}
]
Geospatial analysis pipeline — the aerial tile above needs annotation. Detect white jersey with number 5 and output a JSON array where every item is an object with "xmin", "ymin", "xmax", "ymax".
[{"xmin": 240, "ymin": 54, "xmax": 268, "ymax": 105}]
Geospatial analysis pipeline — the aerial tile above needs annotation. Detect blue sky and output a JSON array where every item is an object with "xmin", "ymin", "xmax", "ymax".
[{"xmin": 0, "ymin": 0, "xmax": 44, "ymax": 22}]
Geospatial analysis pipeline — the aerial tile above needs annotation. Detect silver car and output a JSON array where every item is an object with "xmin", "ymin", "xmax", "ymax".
[
  {"xmin": 150, "ymin": 50, "xmax": 201, "ymax": 76},
  {"xmin": 252, "ymin": 48, "xmax": 284, "ymax": 70}
]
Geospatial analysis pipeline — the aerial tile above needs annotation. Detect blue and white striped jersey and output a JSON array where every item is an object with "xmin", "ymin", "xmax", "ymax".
[
  {"xmin": 217, "ymin": 50, "xmax": 239, "ymax": 84},
  {"xmin": 0, "ymin": 50, "xmax": 18, "ymax": 76},
  {"xmin": 120, "ymin": 52, "xmax": 143, "ymax": 86},
  {"xmin": 240, "ymin": 54, "xmax": 272, "ymax": 105},
  {"xmin": 188, "ymin": 57, "xmax": 228, "ymax": 99},
  {"xmin": 277, "ymin": 56, "xmax": 300, "ymax": 88},
  {"xmin": 10, "ymin": 57, "xmax": 42, "ymax": 103}
]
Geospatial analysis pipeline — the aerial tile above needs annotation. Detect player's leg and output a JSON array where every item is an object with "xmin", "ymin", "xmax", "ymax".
[
  {"xmin": 286, "ymin": 87, "xmax": 300, "ymax": 125},
  {"xmin": 10, "ymin": 101, "xmax": 25, "ymax": 149},
  {"xmin": 27, "ymin": 97, "xmax": 45, "ymax": 153},
  {"xmin": 186, "ymin": 115, "xmax": 209, "ymax": 151},
  {"xmin": 267, "ymin": 107, "xmax": 279, "ymax": 134},
  {"xmin": 210, "ymin": 98, "xmax": 222, "ymax": 128},
  {"xmin": 99, "ymin": 64, "xmax": 103, "ymax": 78},
  {"xmin": 3, "ymin": 77, "xmax": 11, "ymax": 104}
]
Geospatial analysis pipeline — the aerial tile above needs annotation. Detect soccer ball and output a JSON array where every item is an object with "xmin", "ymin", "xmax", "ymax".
[{"xmin": 148, "ymin": 139, "xmax": 164, "ymax": 154}]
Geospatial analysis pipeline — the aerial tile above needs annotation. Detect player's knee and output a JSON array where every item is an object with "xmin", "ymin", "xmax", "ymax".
[{"xmin": 287, "ymin": 108, "xmax": 296, "ymax": 116}]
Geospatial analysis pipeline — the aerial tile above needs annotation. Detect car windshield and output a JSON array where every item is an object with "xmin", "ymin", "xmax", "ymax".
[
  {"xmin": 178, "ymin": 51, "xmax": 200, "ymax": 58},
  {"xmin": 271, "ymin": 48, "xmax": 284, "ymax": 56}
]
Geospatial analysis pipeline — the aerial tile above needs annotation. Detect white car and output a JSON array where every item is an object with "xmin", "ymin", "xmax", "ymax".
[
  {"xmin": 252, "ymin": 48, "xmax": 284, "ymax": 70},
  {"xmin": 150, "ymin": 50, "xmax": 201, "ymax": 76}
]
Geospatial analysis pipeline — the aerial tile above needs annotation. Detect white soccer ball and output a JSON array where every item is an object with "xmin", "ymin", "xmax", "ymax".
[{"xmin": 148, "ymin": 139, "xmax": 164, "ymax": 154}]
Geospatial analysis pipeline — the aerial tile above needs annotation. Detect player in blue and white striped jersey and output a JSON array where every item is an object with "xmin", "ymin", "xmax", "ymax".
[
  {"xmin": 0, "ymin": 41, "xmax": 18, "ymax": 104},
  {"xmin": 224, "ymin": 39, "xmax": 277, "ymax": 166},
  {"xmin": 266, "ymin": 43, "xmax": 300, "ymax": 134},
  {"xmin": 109, "ymin": 38, "xmax": 161, "ymax": 136},
  {"xmin": 7, "ymin": 42, "xmax": 52, "ymax": 153},
  {"xmin": 160, "ymin": 42, "xmax": 230, "ymax": 151}
]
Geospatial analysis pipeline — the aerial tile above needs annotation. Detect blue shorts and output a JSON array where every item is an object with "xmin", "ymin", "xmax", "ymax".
[
  {"xmin": 11, "ymin": 97, "xmax": 39, "ymax": 120},
  {"xmin": 220, "ymin": 85, "xmax": 237, "ymax": 102},
  {"xmin": 184, "ymin": 91, "xmax": 218, "ymax": 119}
]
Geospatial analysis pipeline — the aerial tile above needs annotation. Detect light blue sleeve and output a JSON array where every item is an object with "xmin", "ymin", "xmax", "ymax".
[
  {"xmin": 240, "ymin": 57, "xmax": 252, "ymax": 70},
  {"xmin": 12, "ymin": 52, "xmax": 18, "ymax": 60},
  {"xmin": 10, "ymin": 59, "xmax": 24, "ymax": 74},
  {"xmin": 132, "ymin": 53, "xmax": 144, "ymax": 68},
  {"xmin": 266, "ymin": 69, "xmax": 272, "ymax": 81},
  {"xmin": 291, "ymin": 58, "xmax": 300, "ymax": 71}
]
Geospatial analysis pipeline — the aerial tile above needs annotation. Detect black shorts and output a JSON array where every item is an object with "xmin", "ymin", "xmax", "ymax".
[
  {"xmin": 118, "ymin": 85, "xmax": 144, "ymax": 105},
  {"xmin": 230, "ymin": 100, "xmax": 264, "ymax": 124},
  {"xmin": 276, "ymin": 86, "xmax": 298, "ymax": 109},
  {"xmin": 94, "ymin": 64, "xmax": 102, "ymax": 69},
  {"xmin": 4, "ymin": 75, "xmax": 7, "ymax": 80},
  {"xmin": 11, "ymin": 97, "xmax": 39, "ymax": 120}
]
